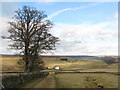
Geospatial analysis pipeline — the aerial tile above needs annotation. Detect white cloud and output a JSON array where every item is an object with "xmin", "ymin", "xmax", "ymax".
[
  {"xmin": 51, "ymin": 21, "xmax": 118, "ymax": 55},
  {"xmin": 0, "ymin": 12, "xmax": 118, "ymax": 55},
  {"xmin": 52, "ymin": 22, "xmax": 117, "ymax": 41},
  {"xmin": 0, "ymin": 17, "xmax": 118, "ymax": 55},
  {"xmin": 0, "ymin": 4, "xmax": 118, "ymax": 55},
  {"xmin": 0, "ymin": 17, "xmax": 13, "ymax": 54},
  {"xmin": 0, "ymin": 17, "xmax": 13, "ymax": 37},
  {"xmin": 54, "ymin": 42, "xmax": 118, "ymax": 55}
]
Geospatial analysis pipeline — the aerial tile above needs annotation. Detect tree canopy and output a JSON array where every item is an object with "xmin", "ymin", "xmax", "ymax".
[{"xmin": 2, "ymin": 6, "xmax": 59, "ymax": 72}]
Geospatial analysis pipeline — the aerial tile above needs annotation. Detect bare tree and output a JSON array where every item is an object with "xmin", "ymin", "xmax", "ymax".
[{"xmin": 2, "ymin": 6, "xmax": 59, "ymax": 72}]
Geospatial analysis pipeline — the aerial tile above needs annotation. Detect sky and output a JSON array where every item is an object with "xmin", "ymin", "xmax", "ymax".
[{"xmin": 0, "ymin": 1, "xmax": 118, "ymax": 55}]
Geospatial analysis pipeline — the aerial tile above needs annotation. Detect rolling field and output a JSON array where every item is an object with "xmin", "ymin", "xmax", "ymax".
[
  {"xmin": 41, "ymin": 57, "xmax": 118, "ymax": 72},
  {"xmin": 1, "ymin": 55, "xmax": 119, "ymax": 88},
  {"xmin": 1, "ymin": 56, "xmax": 118, "ymax": 72}
]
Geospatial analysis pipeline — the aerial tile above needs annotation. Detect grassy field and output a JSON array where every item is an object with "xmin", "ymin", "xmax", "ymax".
[
  {"xmin": 1, "ymin": 56, "xmax": 118, "ymax": 72},
  {"xmin": 55, "ymin": 73, "xmax": 118, "ymax": 88},
  {"xmin": 1, "ymin": 56, "xmax": 119, "ymax": 88},
  {"xmin": 41, "ymin": 57, "xmax": 118, "ymax": 72},
  {"xmin": 1, "ymin": 57, "xmax": 22, "ymax": 71}
]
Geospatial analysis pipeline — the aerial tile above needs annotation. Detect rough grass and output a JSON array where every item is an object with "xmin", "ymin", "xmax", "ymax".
[
  {"xmin": 1, "ymin": 57, "xmax": 22, "ymax": 71},
  {"xmin": 1, "ymin": 56, "xmax": 118, "ymax": 72},
  {"xmin": 41, "ymin": 57, "xmax": 118, "ymax": 72},
  {"xmin": 55, "ymin": 73, "xmax": 118, "ymax": 88},
  {"xmin": 1, "ymin": 56, "xmax": 118, "ymax": 88}
]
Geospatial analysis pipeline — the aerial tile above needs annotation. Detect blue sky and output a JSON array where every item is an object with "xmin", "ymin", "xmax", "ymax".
[
  {"xmin": 1, "ymin": 2, "xmax": 118, "ymax": 23},
  {"xmin": 0, "ymin": 2, "xmax": 118, "ymax": 55}
]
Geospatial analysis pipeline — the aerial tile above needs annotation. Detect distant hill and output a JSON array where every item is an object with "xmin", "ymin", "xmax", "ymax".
[
  {"xmin": 0, "ymin": 54, "xmax": 22, "ymax": 57},
  {"xmin": 64, "ymin": 55, "xmax": 99, "ymax": 59},
  {"xmin": 63, "ymin": 56, "xmax": 119, "ymax": 64},
  {"xmin": 0, "ymin": 54, "xmax": 119, "ymax": 64}
]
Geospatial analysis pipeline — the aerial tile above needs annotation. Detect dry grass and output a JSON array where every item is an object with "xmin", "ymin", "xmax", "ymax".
[
  {"xmin": 1, "ymin": 57, "xmax": 22, "ymax": 71},
  {"xmin": 1, "ymin": 56, "xmax": 118, "ymax": 88},
  {"xmin": 55, "ymin": 73, "xmax": 118, "ymax": 88},
  {"xmin": 1, "ymin": 56, "xmax": 118, "ymax": 72},
  {"xmin": 41, "ymin": 57, "xmax": 118, "ymax": 72}
]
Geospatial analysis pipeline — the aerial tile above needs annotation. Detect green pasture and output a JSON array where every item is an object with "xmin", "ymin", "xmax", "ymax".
[{"xmin": 55, "ymin": 73, "xmax": 118, "ymax": 88}]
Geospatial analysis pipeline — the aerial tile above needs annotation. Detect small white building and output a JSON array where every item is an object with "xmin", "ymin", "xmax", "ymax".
[{"xmin": 54, "ymin": 66, "xmax": 60, "ymax": 70}]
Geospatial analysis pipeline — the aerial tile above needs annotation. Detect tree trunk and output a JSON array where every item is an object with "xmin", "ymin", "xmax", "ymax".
[
  {"xmin": 25, "ymin": 23, "xmax": 30, "ymax": 72},
  {"xmin": 25, "ymin": 42, "xmax": 29, "ymax": 72}
]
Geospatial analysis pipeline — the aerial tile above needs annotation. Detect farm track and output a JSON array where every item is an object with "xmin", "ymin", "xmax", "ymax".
[{"xmin": 22, "ymin": 72, "xmax": 56, "ymax": 88}]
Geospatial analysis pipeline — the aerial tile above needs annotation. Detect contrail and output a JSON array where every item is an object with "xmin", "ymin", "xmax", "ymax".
[{"xmin": 47, "ymin": 3, "xmax": 102, "ymax": 19}]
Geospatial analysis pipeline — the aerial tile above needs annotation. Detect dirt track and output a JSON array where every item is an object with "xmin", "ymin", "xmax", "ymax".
[{"xmin": 23, "ymin": 72, "xmax": 56, "ymax": 88}]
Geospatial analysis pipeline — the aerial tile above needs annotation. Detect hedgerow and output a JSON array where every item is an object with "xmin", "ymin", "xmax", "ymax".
[{"xmin": 2, "ymin": 72, "xmax": 49, "ymax": 89}]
